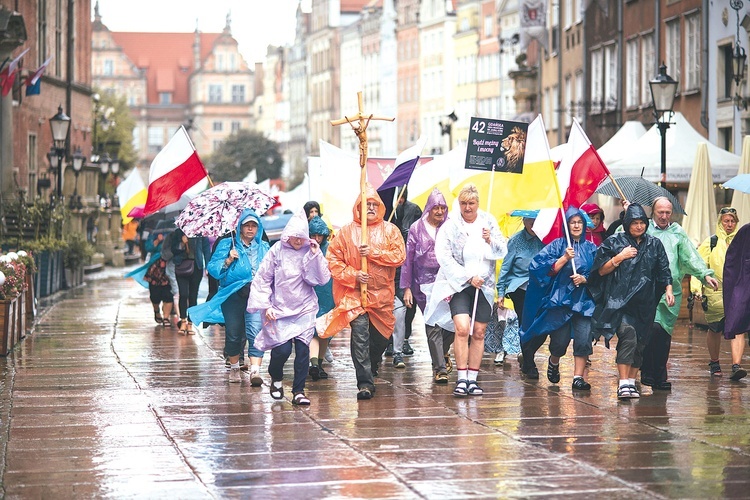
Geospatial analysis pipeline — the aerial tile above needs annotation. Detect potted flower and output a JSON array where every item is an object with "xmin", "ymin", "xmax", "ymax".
[
  {"xmin": 62, "ymin": 233, "xmax": 93, "ymax": 289},
  {"xmin": 16, "ymin": 250, "xmax": 37, "ymax": 324},
  {"xmin": 0, "ymin": 257, "xmax": 28, "ymax": 355}
]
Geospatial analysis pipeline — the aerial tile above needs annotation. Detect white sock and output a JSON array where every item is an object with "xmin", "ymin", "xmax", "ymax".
[
  {"xmin": 573, "ymin": 375, "xmax": 583, "ymax": 380},
  {"xmin": 230, "ymin": 362, "xmax": 240, "ymax": 369},
  {"xmin": 628, "ymin": 378, "xmax": 635, "ymax": 386},
  {"xmin": 619, "ymin": 379, "xmax": 629, "ymax": 388},
  {"xmin": 457, "ymin": 369, "xmax": 468, "ymax": 380},
  {"xmin": 272, "ymin": 380, "xmax": 283, "ymax": 389},
  {"xmin": 467, "ymin": 369, "xmax": 479, "ymax": 382},
  {"xmin": 249, "ymin": 365, "xmax": 259, "ymax": 374}
]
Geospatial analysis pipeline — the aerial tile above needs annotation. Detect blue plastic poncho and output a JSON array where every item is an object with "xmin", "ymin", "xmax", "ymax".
[{"xmin": 309, "ymin": 216, "xmax": 334, "ymax": 317}]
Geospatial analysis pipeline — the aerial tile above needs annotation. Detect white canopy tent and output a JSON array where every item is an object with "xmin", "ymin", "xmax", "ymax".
[
  {"xmin": 607, "ymin": 112, "xmax": 740, "ymax": 183},
  {"xmin": 597, "ymin": 121, "xmax": 647, "ymax": 165}
]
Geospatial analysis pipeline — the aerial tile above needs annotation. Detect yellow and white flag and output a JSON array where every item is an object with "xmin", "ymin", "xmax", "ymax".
[{"xmin": 116, "ymin": 168, "xmax": 147, "ymax": 224}]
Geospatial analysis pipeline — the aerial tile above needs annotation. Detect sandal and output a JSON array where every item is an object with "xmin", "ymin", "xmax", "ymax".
[
  {"xmin": 178, "ymin": 320, "xmax": 188, "ymax": 334},
  {"xmin": 186, "ymin": 321, "xmax": 195, "ymax": 335},
  {"xmin": 162, "ymin": 317, "xmax": 172, "ymax": 327},
  {"xmin": 356, "ymin": 388, "xmax": 373, "ymax": 400},
  {"xmin": 270, "ymin": 382, "xmax": 284, "ymax": 400},
  {"xmin": 709, "ymin": 360, "xmax": 722, "ymax": 377},
  {"xmin": 292, "ymin": 393, "xmax": 311, "ymax": 406},
  {"xmin": 466, "ymin": 380, "xmax": 484, "ymax": 396},
  {"xmin": 453, "ymin": 379, "xmax": 469, "ymax": 397},
  {"xmin": 617, "ymin": 385, "xmax": 633, "ymax": 400},
  {"xmin": 154, "ymin": 313, "xmax": 163, "ymax": 324}
]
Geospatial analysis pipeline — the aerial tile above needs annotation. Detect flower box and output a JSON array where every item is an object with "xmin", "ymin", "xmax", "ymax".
[{"xmin": 0, "ymin": 296, "xmax": 19, "ymax": 356}]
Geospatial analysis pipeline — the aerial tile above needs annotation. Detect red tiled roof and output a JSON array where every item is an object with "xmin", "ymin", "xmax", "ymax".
[
  {"xmin": 341, "ymin": 0, "xmax": 371, "ymax": 13},
  {"xmin": 110, "ymin": 32, "xmax": 221, "ymax": 105}
]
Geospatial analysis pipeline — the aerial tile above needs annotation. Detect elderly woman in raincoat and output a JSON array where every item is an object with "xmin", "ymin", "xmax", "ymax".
[
  {"xmin": 424, "ymin": 184, "xmax": 507, "ymax": 397},
  {"xmin": 188, "ymin": 209, "xmax": 270, "ymax": 385},
  {"xmin": 400, "ymin": 188, "xmax": 452, "ymax": 383},
  {"xmin": 589, "ymin": 204, "xmax": 673, "ymax": 400},
  {"xmin": 321, "ymin": 184, "xmax": 405, "ymax": 400},
  {"xmin": 246, "ymin": 213, "xmax": 331, "ymax": 405},
  {"xmin": 522, "ymin": 207, "xmax": 598, "ymax": 390},
  {"xmin": 691, "ymin": 208, "xmax": 743, "ymax": 379}
]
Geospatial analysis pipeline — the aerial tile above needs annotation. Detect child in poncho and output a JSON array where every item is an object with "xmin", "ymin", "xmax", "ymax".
[{"xmin": 247, "ymin": 212, "xmax": 331, "ymax": 405}]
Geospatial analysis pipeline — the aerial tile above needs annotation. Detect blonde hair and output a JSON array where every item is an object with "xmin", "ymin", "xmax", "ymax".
[{"xmin": 458, "ymin": 184, "xmax": 480, "ymax": 203}]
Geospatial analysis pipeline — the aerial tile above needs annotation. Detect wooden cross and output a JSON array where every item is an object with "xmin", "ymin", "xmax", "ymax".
[{"xmin": 331, "ymin": 91, "xmax": 394, "ymax": 306}]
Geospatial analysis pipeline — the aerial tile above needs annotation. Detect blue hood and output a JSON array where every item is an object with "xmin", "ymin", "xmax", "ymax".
[{"xmin": 235, "ymin": 208, "xmax": 264, "ymax": 246}]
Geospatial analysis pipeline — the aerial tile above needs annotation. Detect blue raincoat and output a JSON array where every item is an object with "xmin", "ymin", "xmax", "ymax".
[
  {"xmin": 309, "ymin": 216, "xmax": 334, "ymax": 317},
  {"xmin": 187, "ymin": 208, "xmax": 269, "ymax": 325},
  {"xmin": 124, "ymin": 233, "xmax": 164, "ymax": 288},
  {"xmin": 522, "ymin": 208, "xmax": 597, "ymax": 342}
]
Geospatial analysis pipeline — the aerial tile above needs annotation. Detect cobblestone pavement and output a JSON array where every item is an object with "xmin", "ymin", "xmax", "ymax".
[{"xmin": 1, "ymin": 268, "xmax": 750, "ymax": 498}]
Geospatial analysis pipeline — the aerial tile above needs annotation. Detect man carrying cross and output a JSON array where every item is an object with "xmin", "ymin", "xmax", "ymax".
[{"xmin": 323, "ymin": 185, "xmax": 405, "ymax": 400}]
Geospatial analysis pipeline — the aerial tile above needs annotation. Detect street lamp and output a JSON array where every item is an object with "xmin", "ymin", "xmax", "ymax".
[
  {"xmin": 649, "ymin": 64, "xmax": 678, "ymax": 187},
  {"xmin": 69, "ymin": 147, "xmax": 85, "ymax": 209},
  {"xmin": 438, "ymin": 111, "xmax": 459, "ymax": 153},
  {"xmin": 732, "ymin": 0, "xmax": 748, "ymax": 110},
  {"xmin": 49, "ymin": 105, "xmax": 71, "ymax": 202},
  {"xmin": 99, "ymin": 152, "xmax": 111, "ymax": 200}
]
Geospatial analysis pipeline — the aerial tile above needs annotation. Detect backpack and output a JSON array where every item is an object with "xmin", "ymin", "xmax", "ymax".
[
  {"xmin": 160, "ymin": 232, "xmax": 175, "ymax": 261},
  {"xmin": 710, "ymin": 234, "xmax": 718, "ymax": 252}
]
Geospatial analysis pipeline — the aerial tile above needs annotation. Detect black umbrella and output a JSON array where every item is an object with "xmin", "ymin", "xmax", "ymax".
[{"xmin": 595, "ymin": 176, "xmax": 686, "ymax": 215}]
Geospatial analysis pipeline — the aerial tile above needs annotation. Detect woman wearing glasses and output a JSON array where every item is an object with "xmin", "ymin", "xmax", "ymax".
[{"xmin": 691, "ymin": 207, "xmax": 745, "ymax": 380}]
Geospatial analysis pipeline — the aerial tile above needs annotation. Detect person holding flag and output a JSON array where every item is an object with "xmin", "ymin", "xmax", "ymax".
[
  {"xmin": 521, "ymin": 207, "xmax": 598, "ymax": 390},
  {"xmin": 425, "ymin": 184, "xmax": 507, "ymax": 397}
]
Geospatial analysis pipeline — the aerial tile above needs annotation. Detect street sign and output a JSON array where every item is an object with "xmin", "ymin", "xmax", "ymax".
[{"xmin": 465, "ymin": 117, "xmax": 529, "ymax": 174}]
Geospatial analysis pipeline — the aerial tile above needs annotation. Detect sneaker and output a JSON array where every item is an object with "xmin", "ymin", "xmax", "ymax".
[
  {"xmin": 402, "ymin": 340, "xmax": 414, "ymax": 356},
  {"xmin": 494, "ymin": 352, "xmax": 506, "ymax": 365},
  {"xmin": 444, "ymin": 355, "xmax": 453, "ymax": 374},
  {"xmin": 572, "ymin": 377, "xmax": 591, "ymax": 390},
  {"xmin": 384, "ymin": 343, "xmax": 395, "ymax": 357},
  {"xmin": 229, "ymin": 367, "xmax": 241, "ymax": 383},
  {"xmin": 547, "ymin": 359, "xmax": 560, "ymax": 384},
  {"xmin": 435, "ymin": 371, "xmax": 449, "ymax": 384},
  {"xmin": 249, "ymin": 369, "xmax": 263, "ymax": 387},
  {"xmin": 709, "ymin": 360, "xmax": 722, "ymax": 377},
  {"xmin": 309, "ymin": 365, "xmax": 321, "ymax": 381},
  {"xmin": 393, "ymin": 353, "xmax": 405, "ymax": 369},
  {"xmin": 730, "ymin": 364, "xmax": 748, "ymax": 381},
  {"xmin": 526, "ymin": 366, "xmax": 540, "ymax": 379}
]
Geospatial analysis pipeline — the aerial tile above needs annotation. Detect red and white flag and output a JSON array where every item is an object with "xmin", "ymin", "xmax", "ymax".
[
  {"xmin": 142, "ymin": 126, "xmax": 208, "ymax": 216},
  {"xmin": 26, "ymin": 56, "xmax": 52, "ymax": 86},
  {"xmin": 0, "ymin": 48, "xmax": 30, "ymax": 97},
  {"xmin": 533, "ymin": 119, "xmax": 610, "ymax": 243}
]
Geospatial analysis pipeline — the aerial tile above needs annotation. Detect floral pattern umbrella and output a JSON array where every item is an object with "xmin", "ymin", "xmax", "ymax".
[{"xmin": 175, "ymin": 181, "xmax": 276, "ymax": 238}]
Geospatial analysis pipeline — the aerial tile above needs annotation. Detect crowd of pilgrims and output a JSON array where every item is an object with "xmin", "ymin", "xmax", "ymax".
[{"xmin": 135, "ymin": 182, "xmax": 750, "ymax": 404}]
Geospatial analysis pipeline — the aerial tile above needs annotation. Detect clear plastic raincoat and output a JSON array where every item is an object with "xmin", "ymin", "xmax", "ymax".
[
  {"xmin": 423, "ymin": 208, "xmax": 508, "ymax": 332},
  {"xmin": 321, "ymin": 185, "xmax": 406, "ymax": 338},
  {"xmin": 247, "ymin": 213, "xmax": 331, "ymax": 351}
]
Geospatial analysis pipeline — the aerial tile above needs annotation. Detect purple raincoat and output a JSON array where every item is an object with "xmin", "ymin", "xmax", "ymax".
[
  {"xmin": 247, "ymin": 212, "xmax": 332, "ymax": 351},
  {"xmin": 399, "ymin": 188, "xmax": 448, "ymax": 312}
]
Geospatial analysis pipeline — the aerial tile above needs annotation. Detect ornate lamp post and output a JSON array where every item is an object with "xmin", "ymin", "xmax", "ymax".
[
  {"xmin": 49, "ymin": 105, "xmax": 71, "ymax": 202},
  {"xmin": 69, "ymin": 147, "xmax": 85, "ymax": 209},
  {"xmin": 98, "ymin": 152, "xmax": 111, "ymax": 200},
  {"xmin": 649, "ymin": 64, "xmax": 678, "ymax": 187},
  {"xmin": 732, "ymin": 0, "xmax": 748, "ymax": 110}
]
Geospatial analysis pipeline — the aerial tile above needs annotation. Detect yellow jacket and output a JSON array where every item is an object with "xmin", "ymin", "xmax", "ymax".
[{"xmin": 690, "ymin": 221, "xmax": 737, "ymax": 323}]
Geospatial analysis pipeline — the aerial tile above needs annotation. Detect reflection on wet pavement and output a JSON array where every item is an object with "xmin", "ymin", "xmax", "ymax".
[{"xmin": 1, "ymin": 267, "xmax": 750, "ymax": 498}]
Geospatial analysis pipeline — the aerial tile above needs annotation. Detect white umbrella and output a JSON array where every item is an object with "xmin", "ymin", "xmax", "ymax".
[
  {"xmin": 682, "ymin": 143, "xmax": 717, "ymax": 247},
  {"xmin": 731, "ymin": 135, "xmax": 750, "ymax": 225}
]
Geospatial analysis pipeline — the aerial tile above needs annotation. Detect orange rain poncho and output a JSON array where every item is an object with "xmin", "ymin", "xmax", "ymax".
[{"xmin": 322, "ymin": 184, "xmax": 405, "ymax": 338}]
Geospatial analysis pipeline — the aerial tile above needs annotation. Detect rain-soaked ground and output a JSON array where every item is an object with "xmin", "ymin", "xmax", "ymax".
[{"xmin": 1, "ymin": 267, "xmax": 750, "ymax": 498}]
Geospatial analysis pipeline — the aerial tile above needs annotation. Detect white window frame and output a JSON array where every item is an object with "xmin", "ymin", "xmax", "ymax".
[
  {"xmin": 685, "ymin": 14, "xmax": 701, "ymax": 90},
  {"xmin": 640, "ymin": 34, "xmax": 655, "ymax": 106},
  {"xmin": 565, "ymin": 75, "xmax": 572, "ymax": 126},
  {"xmin": 666, "ymin": 19, "xmax": 681, "ymax": 87},
  {"xmin": 626, "ymin": 39, "xmax": 639, "ymax": 108},
  {"xmin": 591, "ymin": 49, "xmax": 603, "ymax": 114},
  {"xmin": 604, "ymin": 44, "xmax": 617, "ymax": 111}
]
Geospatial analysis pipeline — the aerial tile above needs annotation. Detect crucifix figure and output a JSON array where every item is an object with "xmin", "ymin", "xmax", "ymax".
[{"xmin": 331, "ymin": 91, "xmax": 394, "ymax": 305}]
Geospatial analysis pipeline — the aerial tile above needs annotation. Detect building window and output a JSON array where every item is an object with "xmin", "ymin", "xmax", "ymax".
[
  {"xmin": 231, "ymin": 85, "xmax": 245, "ymax": 103},
  {"xmin": 640, "ymin": 34, "xmax": 655, "ymax": 106},
  {"xmin": 591, "ymin": 49, "xmax": 603, "ymax": 113},
  {"xmin": 213, "ymin": 121, "xmax": 223, "ymax": 132},
  {"xmin": 148, "ymin": 126, "xmax": 163, "ymax": 154},
  {"xmin": 685, "ymin": 14, "xmax": 701, "ymax": 90},
  {"xmin": 484, "ymin": 15, "xmax": 493, "ymax": 37},
  {"xmin": 626, "ymin": 39, "xmax": 639, "ymax": 108},
  {"xmin": 552, "ymin": 84, "xmax": 559, "ymax": 130},
  {"xmin": 666, "ymin": 20, "xmax": 681, "ymax": 87},
  {"xmin": 132, "ymin": 126, "xmax": 140, "ymax": 153},
  {"xmin": 564, "ymin": 75, "xmax": 572, "ymax": 126},
  {"xmin": 37, "ymin": 0, "xmax": 47, "ymax": 63},
  {"xmin": 217, "ymin": 54, "xmax": 224, "ymax": 71},
  {"xmin": 55, "ymin": 0, "xmax": 62, "ymax": 77},
  {"xmin": 722, "ymin": 44, "xmax": 734, "ymax": 100},
  {"xmin": 103, "ymin": 59, "xmax": 114, "ymax": 76},
  {"xmin": 231, "ymin": 121, "xmax": 241, "ymax": 132},
  {"xmin": 564, "ymin": 0, "xmax": 573, "ymax": 28},
  {"xmin": 208, "ymin": 84, "xmax": 223, "ymax": 103},
  {"xmin": 574, "ymin": 72, "xmax": 583, "ymax": 121},
  {"xmin": 158, "ymin": 92, "xmax": 171, "ymax": 105},
  {"xmin": 604, "ymin": 44, "xmax": 617, "ymax": 111},
  {"xmin": 213, "ymin": 139, "xmax": 223, "ymax": 151}
]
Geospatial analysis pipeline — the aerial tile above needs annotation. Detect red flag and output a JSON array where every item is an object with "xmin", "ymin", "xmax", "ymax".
[
  {"xmin": 142, "ymin": 127, "xmax": 208, "ymax": 216},
  {"xmin": 26, "ymin": 56, "xmax": 52, "ymax": 87},
  {"xmin": 534, "ymin": 120, "xmax": 610, "ymax": 243},
  {"xmin": 0, "ymin": 48, "xmax": 29, "ymax": 97}
]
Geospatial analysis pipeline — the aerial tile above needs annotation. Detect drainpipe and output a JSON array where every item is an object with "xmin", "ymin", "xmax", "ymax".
[
  {"xmin": 617, "ymin": 0, "xmax": 623, "ymax": 130},
  {"xmin": 700, "ymin": 0, "xmax": 709, "ymax": 129},
  {"xmin": 66, "ymin": 0, "xmax": 75, "ymax": 156}
]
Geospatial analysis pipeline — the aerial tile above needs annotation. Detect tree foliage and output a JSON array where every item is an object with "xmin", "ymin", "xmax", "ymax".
[
  {"xmin": 207, "ymin": 130, "xmax": 283, "ymax": 183},
  {"xmin": 92, "ymin": 89, "xmax": 137, "ymax": 172}
]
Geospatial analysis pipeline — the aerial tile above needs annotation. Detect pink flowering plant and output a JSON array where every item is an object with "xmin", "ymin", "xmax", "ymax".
[{"xmin": 0, "ymin": 260, "xmax": 27, "ymax": 301}]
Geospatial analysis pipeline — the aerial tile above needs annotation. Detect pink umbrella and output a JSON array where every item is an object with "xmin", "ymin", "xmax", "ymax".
[{"xmin": 175, "ymin": 181, "xmax": 276, "ymax": 239}]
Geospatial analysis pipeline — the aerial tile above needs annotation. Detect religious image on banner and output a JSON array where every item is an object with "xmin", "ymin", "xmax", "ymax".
[
  {"xmin": 520, "ymin": 0, "xmax": 547, "ymax": 51},
  {"xmin": 465, "ymin": 118, "xmax": 528, "ymax": 175}
]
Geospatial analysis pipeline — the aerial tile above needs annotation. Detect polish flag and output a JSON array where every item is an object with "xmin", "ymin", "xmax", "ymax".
[
  {"xmin": 533, "ymin": 119, "xmax": 610, "ymax": 243},
  {"xmin": 142, "ymin": 126, "xmax": 207, "ymax": 216},
  {"xmin": 0, "ymin": 48, "xmax": 30, "ymax": 97}
]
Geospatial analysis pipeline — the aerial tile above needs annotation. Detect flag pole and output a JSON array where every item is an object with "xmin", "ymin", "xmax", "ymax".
[
  {"xmin": 548, "ymin": 130, "xmax": 577, "ymax": 276},
  {"xmin": 180, "ymin": 125, "xmax": 215, "ymax": 187},
  {"xmin": 468, "ymin": 164, "xmax": 497, "ymax": 337},
  {"xmin": 386, "ymin": 184, "xmax": 406, "ymax": 223},
  {"xmin": 585, "ymin": 127, "xmax": 626, "ymax": 202}
]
